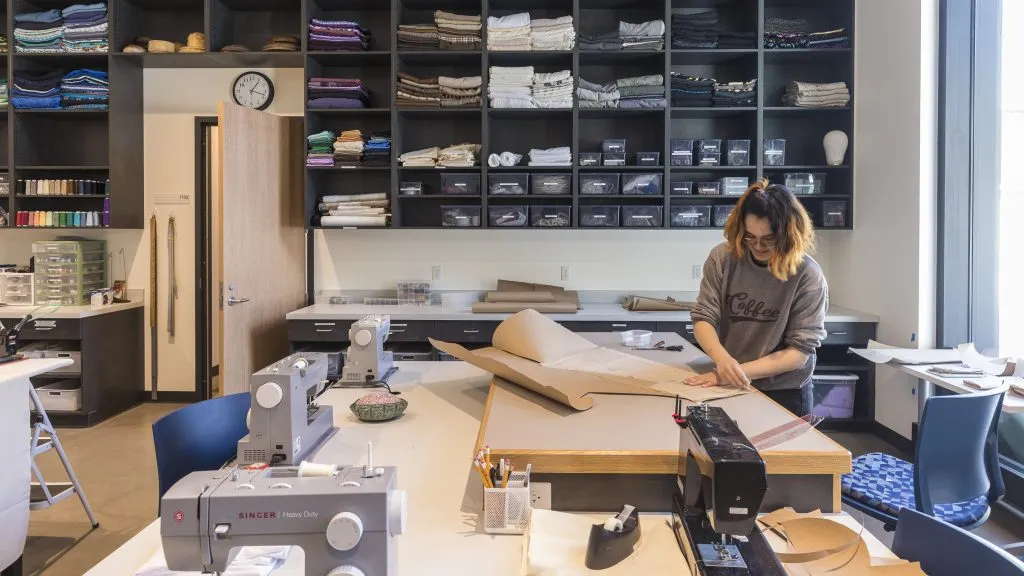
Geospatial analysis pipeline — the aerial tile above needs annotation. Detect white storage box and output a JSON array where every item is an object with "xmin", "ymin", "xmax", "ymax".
[
  {"xmin": 33, "ymin": 380, "xmax": 82, "ymax": 412},
  {"xmin": 811, "ymin": 373, "xmax": 858, "ymax": 419}
]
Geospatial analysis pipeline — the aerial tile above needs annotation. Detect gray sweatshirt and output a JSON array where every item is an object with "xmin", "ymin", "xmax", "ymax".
[{"xmin": 691, "ymin": 243, "xmax": 828, "ymax": 390}]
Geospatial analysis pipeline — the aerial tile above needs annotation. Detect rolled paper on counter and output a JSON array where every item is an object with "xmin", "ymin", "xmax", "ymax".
[
  {"xmin": 471, "ymin": 302, "xmax": 578, "ymax": 314},
  {"xmin": 485, "ymin": 291, "xmax": 556, "ymax": 303}
]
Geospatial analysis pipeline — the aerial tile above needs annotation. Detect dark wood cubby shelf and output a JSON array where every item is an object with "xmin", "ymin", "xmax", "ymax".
[{"xmin": 0, "ymin": 0, "xmax": 853, "ymax": 231}]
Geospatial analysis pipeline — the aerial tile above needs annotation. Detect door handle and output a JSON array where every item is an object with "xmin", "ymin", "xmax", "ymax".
[{"xmin": 227, "ymin": 296, "xmax": 251, "ymax": 306}]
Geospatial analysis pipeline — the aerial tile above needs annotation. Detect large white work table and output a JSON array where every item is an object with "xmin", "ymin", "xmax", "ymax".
[
  {"xmin": 899, "ymin": 363, "xmax": 1024, "ymax": 414},
  {"xmin": 86, "ymin": 361, "xmax": 891, "ymax": 575},
  {"xmin": 0, "ymin": 300, "xmax": 143, "ymax": 319}
]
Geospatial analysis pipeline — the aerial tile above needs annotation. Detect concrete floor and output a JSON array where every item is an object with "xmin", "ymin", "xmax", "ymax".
[{"xmin": 21, "ymin": 405, "xmax": 1024, "ymax": 574}]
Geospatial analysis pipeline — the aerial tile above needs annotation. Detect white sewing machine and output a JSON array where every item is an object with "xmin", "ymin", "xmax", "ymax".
[{"xmin": 341, "ymin": 316, "xmax": 396, "ymax": 384}]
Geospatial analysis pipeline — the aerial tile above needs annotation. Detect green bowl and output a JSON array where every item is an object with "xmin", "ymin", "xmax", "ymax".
[{"xmin": 350, "ymin": 392, "xmax": 408, "ymax": 422}]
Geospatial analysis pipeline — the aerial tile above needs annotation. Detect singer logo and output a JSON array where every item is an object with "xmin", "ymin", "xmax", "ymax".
[
  {"xmin": 173, "ymin": 510, "xmax": 184, "ymax": 523},
  {"xmin": 239, "ymin": 511, "xmax": 278, "ymax": 520}
]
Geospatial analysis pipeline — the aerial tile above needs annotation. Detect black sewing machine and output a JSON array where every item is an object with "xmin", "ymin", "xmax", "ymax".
[
  {"xmin": 672, "ymin": 400, "xmax": 786, "ymax": 575},
  {"xmin": 0, "ymin": 312, "xmax": 32, "ymax": 365}
]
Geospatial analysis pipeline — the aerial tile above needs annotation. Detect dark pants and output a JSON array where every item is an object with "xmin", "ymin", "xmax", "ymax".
[
  {"xmin": 764, "ymin": 384, "xmax": 814, "ymax": 417},
  {"xmin": 2, "ymin": 556, "xmax": 22, "ymax": 576}
]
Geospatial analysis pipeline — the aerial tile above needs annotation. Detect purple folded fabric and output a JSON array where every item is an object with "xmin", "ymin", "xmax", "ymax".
[{"xmin": 307, "ymin": 98, "xmax": 366, "ymax": 109}]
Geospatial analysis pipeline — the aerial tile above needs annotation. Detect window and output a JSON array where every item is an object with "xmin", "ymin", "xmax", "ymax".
[{"xmin": 1000, "ymin": 1, "xmax": 1023, "ymax": 356}]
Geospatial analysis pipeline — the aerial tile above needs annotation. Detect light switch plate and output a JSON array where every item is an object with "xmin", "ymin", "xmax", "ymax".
[
  {"xmin": 431, "ymin": 265, "xmax": 442, "ymax": 281},
  {"xmin": 561, "ymin": 265, "xmax": 571, "ymax": 281},
  {"xmin": 692, "ymin": 264, "xmax": 702, "ymax": 280},
  {"xmin": 530, "ymin": 482, "xmax": 552, "ymax": 510}
]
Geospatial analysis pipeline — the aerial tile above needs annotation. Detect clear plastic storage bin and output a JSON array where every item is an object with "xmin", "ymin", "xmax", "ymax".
[
  {"xmin": 622, "ymin": 206, "xmax": 663, "ymax": 227},
  {"xmin": 721, "ymin": 176, "xmax": 749, "ymax": 196},
  {"xmin": 32, "ymin": 240, "xmax": 105, "ymax": 256},
  {"xmin": 698, "ymin": 139, "xmax": 722, "ymax": 154},
  {"xmin": 622, "ymin": 173, "xmax": 663, "ymax": 195},
  {"xmin": 579, "ymin": 152, "xmax": 602, "ymax": 166},
  {"xmin": 530, "ymin": 206, "xmax": 571, "ymax": 227},
  {"xmin": 763, "ymin": 139, "xmax": 787, "ymax": 166},
  {"xmin": 580, "ymin": 173, "xmax": 620, "ymax": 196},
  {"xmin": 34, "ymin": 250, "xmax": 105, "ymax": 265},
  {"xmin": 36, "ymin": 261, "xmax": 105, "ymax": 276},
  {"xmin": 670, "ymin": 205, "xmax": 712, "ymax": 227},
  {"xmin": 440, "ymin": 205, "xmax": 482, "ymax": 227},
  {"xmin": 810, "ymin": 373, "xmax": 858, "ymax": 419},
  {"xmin": 670, "ymin": 181, "xmax": 693, "ymax": 196},
  {"xmin": 580, "ymin": 205, "xmax": 620, "ymax": 227},
  {"xmin": 397, "ymin": 281, "xmax": 431, "ymax": 304},
  {"xmin": 727, "ymin": 140, "xmax": 751, "ymax": 166},
  {"xmin": 697, "ymin": 181, "xmax": 721, "ymax": 195},
  {"xmin": 488, "ymin": 206, "xmax": 529, "ymax": 227},
  {"xmin": 440, "ymin": 173, "xmax": 481, "ymax": 195},
  {"xmin": 0, "ymin": 273, "xmax": 34, "ymax": 306},
  {"xmin": 601, "ymin": 139, "xmax": 626, "ymax": 153},
  {"xmin": 602, "ymin": 153, "xmax": 626, "ymax": 166},
  {"xmin": 783, "ymin": 172, "xmax": 826, "ymax": 195},
  {"xmin": 698, "ymin": 152, "xmax": 721, "ymax": 166},
  {"xmin": 714, "ymin": 205, "xmax": 734, "ymax": 227},
  {"xmin": 399, "ymin": 181, "xmax": 424, "ymax": 196},
  {"xmin": 488, "ymin": 174, "xmax": 529, "ymax": 196},
  {"xmin": 635, "ymin": 152, "xmax": 660, "ymax": 166},
  {"xmin": 531, "ymin": 174, "xmax": 571, "ymax": 195},
  {"xmin": 822, "ymin": 201, "xmax": 848, "ymax": 227},
  {"xmin": 670, "ymin": 139, "xmax": 694, "ymax": 166}
]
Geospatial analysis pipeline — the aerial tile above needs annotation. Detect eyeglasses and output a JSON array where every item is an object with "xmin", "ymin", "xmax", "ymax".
[{"xmin": 742, "ymin": 233, "xmax": 776, "ymax": 249}]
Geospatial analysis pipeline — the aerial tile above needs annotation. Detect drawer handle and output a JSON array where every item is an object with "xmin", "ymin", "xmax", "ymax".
[
  {"xmin": 611, "ymin": 323, "xmax": 627, "ymax": 328},
  {"xmin": 34, "ymin": 327, "xmax": 54, "ymax": 331},
  {"xmin": 313, "ymin": 322, "xmax": 336, "ymax": 327},
  {"xmin": 391, "ymin": 323, "xmax": 408, "ymax": 327},
  {"xmin": 390, "ymin": 329, "xmax": 406, "ymax": 334},
  {"xmin": 463, "ymin": 329, "xmax": 480, "ymax": 334},
  {"xmin": 831, "ymin": 332, "xmax": 847, "ymax": 336},
  {"xmin": 315, "ymin": 329, "xmax": 334, "ymax": 333}
]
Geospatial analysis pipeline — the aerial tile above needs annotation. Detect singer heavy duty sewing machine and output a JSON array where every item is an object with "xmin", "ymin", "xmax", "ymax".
[
  {"xmin": 160, "ymin": 464, "xmax": 407, "ymax": 576},
  {"xmin": 341, "ymin": 315, "xmax": 397, "ymax": 384},
  {"xmin": 237, "ymin": 353, "xmax": 335, "ymax": 466},
  {"xmin": 673, "ymin": 401, "xmax": 786, "ymax": 576}
]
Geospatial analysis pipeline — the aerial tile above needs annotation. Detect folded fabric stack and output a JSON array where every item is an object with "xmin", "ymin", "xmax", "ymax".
[
  {"xmin": 333, "ymin": 130, "xmax": 365, "ymax": 167},
  {"xmin": 318, "ymin": 193, "xmax": 389, "ymax": 227},
  {"xmin": 488, "ymin": 66, "xmax": 534, "ymax": 108},
  {"xmin": 530, "ymin": 16, "xmax": 574, "ymax": 51},
  {"xmin": 579, "ymin": 29, "xmax": 621, "ymax": 51},
  {"xmin": 435, "ymin": 10, "xmax": 481, "ymax": 51},
  {"xmin": 807, "ymin": 28, "xmax": 849, "ymax": 49},
  {"xmin": 620, "ymin": 19, "xmax": 664, "ymax": 50},
  {"xmin": 766, "ymin": 17, "xmax": 807, "ymax": 34},
  {"xmin": 15, "ymin": 9, "xmax": 64, "ymax": 53},
  {"xmin": 396, "ymin": 72, "xmax": 440, "ymax": 108},
  {"xmin": 309, "ymin": 19, "xmax": 370, "ymax": 52},
  {"xmin": 0, "ymin": 34, "xmax": 8, "ymax": 53},
  {"xmin": 61, "ymin": 68, "xmax": 108, "ymax": 109},
  {"xmin": 487, "ymin": 12, "xmax": 530, "ymax": 51},
  {"xmin": 363, "ymin": 134, "xmax": 392, "ymax": 167},
  {"xmin": 399, "ymin": 147, "xmax": 439, "ymax": 167},
  {"xmin": 713, "ymin": 79, "xmax": 756, "ymax": 107},
  {"xmin": 439, "ymin": 75, "xmax": 482, "ymax": 108},
  {"xmin": 528, "ymin": 147, "xmax": 572, "ymax": 167},
  {"xmin": 577, "ymin": 78, "xmax": 619, "ymax": 109},
  {"xmin": 306, "ymin": 130, "xmax": 336, "ymax": 167},
  {"xmin": 670, "ymin": 73, "xmax": 714, "ymax": 107},
  {"xmin": 62, "ymin": 3, "xmax": 108, "ymax": 53},
  {"xmin": 671, "ymin": 11, "xmax": 717, "ymax": 48},
  {"xmin": 783, "ymin": 81, "xmax": 850, "ymax": 107},
  {"xmin": 438, "ymin": 143, "xmax": 480, "ymax": 167},
  {"xmin": 617, "ymin": 74, "xmax": 665, "ymax": 109},
  {"xmin": 397, "ymin": 23, "xmax": 438, "ymax": 50},
  {"xmin": 0, "ymin": 80, "xmax": 8, "ymax": 110},
  {"xmin": 12, "ymin": 70, "xmax": 61, "ymax": 109},
  {"xmin": 532, "ymin": 70, "xmax": 572, "ymax": 109},
  {"xmin": 764, "ymin": 17, "xmax": 809, "ymax": 49},
  {"xmin": 307, "ymin": 77, "xmax": 370, "ymax": 109}
]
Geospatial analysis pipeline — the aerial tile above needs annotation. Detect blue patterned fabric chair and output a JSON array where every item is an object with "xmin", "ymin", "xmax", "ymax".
[{"xmin": 842, "ymin": 385, "xmax": 1007, "ymax": 530}]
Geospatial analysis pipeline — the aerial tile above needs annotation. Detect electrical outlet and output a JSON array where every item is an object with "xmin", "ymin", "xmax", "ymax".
[
  {"xmin": 692, "ymin": 264, "xmax": 703, "ymax": 280},
  {"xmin": 530, "ymin": 482, "xmax": 552, "ymax": 510},
  {"xmin": 431, "ymin": 265, "xmax": 442, "ymax": 281},
  {"xmin": 561, "ymin": 265, "xmax": 571, "ymax": 281}
]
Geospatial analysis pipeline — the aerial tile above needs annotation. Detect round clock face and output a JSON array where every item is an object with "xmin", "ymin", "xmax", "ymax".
[{"xmin": 232, "ymin": 72, "xmax": 274, "ymax": 111}]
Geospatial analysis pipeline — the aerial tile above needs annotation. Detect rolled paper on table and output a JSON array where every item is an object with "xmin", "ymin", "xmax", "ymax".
[
  {"xmin": 471, "ymin": 302, "xmax": 578, "ymax": 314},
  {"xmin": 485, "ymin": 291, "xmax": 556, "ymax": 303}
]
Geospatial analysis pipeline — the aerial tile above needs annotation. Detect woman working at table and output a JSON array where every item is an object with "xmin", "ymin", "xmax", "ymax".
[{"xmin": 686, "ymin": 180, "xmax": 828, "ymax": 416}]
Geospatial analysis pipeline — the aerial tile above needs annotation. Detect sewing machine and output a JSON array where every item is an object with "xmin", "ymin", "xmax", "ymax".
[
  {"xmin": 672, "ymin": 402, "xmax": 786, "ymax": 575},
  {"xmin": 160, "ymin": 465, "xmax": 407, "ymax": 576},
  {"xmin": 341, "ymin": 315, "xmax": 396, "ymax": 384},
  {"xmin": 0, "ymin": 313, "xmax": 32, "ymax": 365},
  {"xmin": 237, "ymin": 353, "xmax": 335, "ymax": 466}
]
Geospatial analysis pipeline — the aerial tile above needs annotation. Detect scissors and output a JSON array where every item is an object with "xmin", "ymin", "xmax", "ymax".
[{"xmin": 632, "ymin": 340, "xmax": 686, "ymax": 352}]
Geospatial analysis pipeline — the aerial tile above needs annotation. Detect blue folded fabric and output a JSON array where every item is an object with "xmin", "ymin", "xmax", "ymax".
[
  {"xmin": 63, "ymin": 68, "xmax": 108, "ymax": 81},
  {"xmin": 12, "ymin": 95, "xmax": 62, "ymax": 109},
  {"xmin": 15, "ymin": 9, "xmax": 62, "ymax": 24},
  {"xmin": 62, "ymin": 3, "xmax": 107, "ymax": 17}
]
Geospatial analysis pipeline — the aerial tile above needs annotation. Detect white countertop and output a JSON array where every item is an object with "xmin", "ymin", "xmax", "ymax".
[
  {"xmin": 85, "ymin": 361, "xmax": 896, "ymax": 576},
  {"xmin": 901, "ymin": 364, "xmax": 1024, "ymax": 413},
  {"xmin": 0, "ymin": 357, "xmax": 74, "ymax": 382},
  {"xmin": 0, "ymin": 301, "xmax": 143, "ymax": 319},
  {"xmin": 287, "ymin": 302, "xmax": 879, "ymax": 323}
]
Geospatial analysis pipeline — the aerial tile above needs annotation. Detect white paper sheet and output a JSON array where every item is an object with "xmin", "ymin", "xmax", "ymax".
[
  {"xmin": 957, "ymin": 343, "xmax": 1013, "ymax": 375},
  {"xmin": 849, "ymin": 340, "xmax": 962, "ymax": 365}
]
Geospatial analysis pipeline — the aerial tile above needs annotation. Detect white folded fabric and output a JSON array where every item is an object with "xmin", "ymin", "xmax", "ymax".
[
  {"xmin": 489, "ymin": 97, "xmax": 535, "ymax": 108},
  {"xmin": 533, "ymin": 70, "xmax": 571, "ymax": 84},
  {"xmin": 487, "ymin": 12, "xmax": 530, "ymax": 29},
  {"xmin": 321, "ymin": 215, "xmax": 388, "ymax": 227},
  {"xmin": 322, "ymin": 193, "xmax": 387, "ymax": 203}
]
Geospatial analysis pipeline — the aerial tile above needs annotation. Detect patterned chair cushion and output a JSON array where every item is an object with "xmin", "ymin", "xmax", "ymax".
[{"xmin": 841, "ymin": 452, "xmax": 989, "ymax": 527}]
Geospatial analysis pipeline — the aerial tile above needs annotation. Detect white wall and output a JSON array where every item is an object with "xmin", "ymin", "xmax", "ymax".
[{"xmin": 824, "ymin": 0, "xmax": 938, "ymax": 439}]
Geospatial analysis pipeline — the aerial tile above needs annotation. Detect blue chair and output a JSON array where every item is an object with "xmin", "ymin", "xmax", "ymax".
[
  {"xmin": 152, "ymin": 393, "xmax": 251, "ymax": 504},
  {"xmin": 892, "ymin": 507, "xmax": 1024, "ymax": 575},
  {"xmin": 842, "ymin": 385, "xmax": 1007, "ymax": 530}
]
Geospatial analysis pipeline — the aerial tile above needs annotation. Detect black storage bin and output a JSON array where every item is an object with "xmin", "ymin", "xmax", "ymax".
[
  {"xmin": 488, "ymin": 206, "xmax": 529, "ymax": 227},
  {"xmin": 580, "ymin": 173, "xmax": 620, "ymax": 195},
  {"xmin": 580, "ymin": 205, "xmax": 620, "ymax": 227},
  {"xmin": 822, "ymin": 201, "xmax": 848, "ymax": 227},
  {"xmin": 622, "ymin": 173, "xmax": 663, "ymax": 195},
  {"xmin": 622, "ymin": 206, "xmax": 663, "ymax": 227},
  {"xmin": 531, "ymin": 173, "xmax": 572, "ymax": 195},
  {"xmin": 488, "ymin": 174, "xmax": 529, "ymax": 196},
  {"xmin": 530, "ymin": 205, "xmax": 571, "ymax": 227},
  {"xmin": 440, "ymin": 173, "xmax": 481, "ymax": 195}
]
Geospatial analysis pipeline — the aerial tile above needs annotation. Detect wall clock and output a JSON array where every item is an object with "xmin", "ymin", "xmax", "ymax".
[{"xmin": 231, "ymin": 71, "xmax": 275, "ymax": 111}]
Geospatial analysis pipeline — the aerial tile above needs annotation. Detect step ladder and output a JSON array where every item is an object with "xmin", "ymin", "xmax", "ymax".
[{"xmin": 29, "ymin": 385, "xmax": 98, "ymax": 528}]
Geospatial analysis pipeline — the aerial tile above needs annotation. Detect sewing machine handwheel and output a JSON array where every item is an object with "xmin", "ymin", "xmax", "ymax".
[
  {"xmin": 354, "ymin": 329, "xmax": 372, "ymax": 347},
  {"xmin": 256, "ymin": 383, "xmax": 283, "ymax": 409},
  {"xmin": 326, "ymin": 511, "xmax": 363, "ymax": 551},
  {"xmin": 327, "ymin": 566, "xmax": 365, "ymax": 576}
]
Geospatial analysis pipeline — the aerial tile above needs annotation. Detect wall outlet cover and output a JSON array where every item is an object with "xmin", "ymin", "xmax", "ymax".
[
  {"xmin": 560, "ymin": 265, "xmax": 571, "ymax": 281},
  {"xmin": 530, "ymin": 482, "xmax": 552, "ymax": 510},
  {"xmin": 692, "ymin": 264, "xmax": 702, "ymax": 280},
  {"xmin": 431, "ymin": 265, "xmax": 442, "ymax": 281}
]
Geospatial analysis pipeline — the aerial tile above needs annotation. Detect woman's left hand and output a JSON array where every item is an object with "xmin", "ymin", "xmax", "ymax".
[{"xmin": 685, "ymin": 372, "xmax": 720, "ymax": 388}]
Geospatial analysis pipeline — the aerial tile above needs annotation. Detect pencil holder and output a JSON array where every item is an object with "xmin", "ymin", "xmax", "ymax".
[{"xmin": 483, "ymin": 471, "xmax": 531, "ymax": 534}]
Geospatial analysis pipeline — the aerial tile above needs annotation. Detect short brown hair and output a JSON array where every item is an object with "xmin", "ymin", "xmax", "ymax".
[{"xmin": 723, "ymin": 179, "xmax": 815, "ymax": 281}]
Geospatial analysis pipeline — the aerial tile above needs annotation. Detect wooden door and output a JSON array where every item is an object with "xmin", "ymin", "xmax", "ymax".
[{"xmin": 216, "ymin": 102, "xmax": 306, "ymax": 396}]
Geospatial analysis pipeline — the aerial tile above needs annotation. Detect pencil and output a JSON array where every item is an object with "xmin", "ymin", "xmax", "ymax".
[
  {"xmin": 476, "ymin": 460, "xmax": 493, "ymax": 488},
  {"xmin": 502, "ymin": 466, "xmax": 511, "ymax": 488}
]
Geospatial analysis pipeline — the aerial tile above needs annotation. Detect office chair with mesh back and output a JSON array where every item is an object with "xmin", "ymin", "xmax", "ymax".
[
  {"xmin": 152, "ymin": 393, "xmax": 250, "ymax": 510},
  {"xmin": 842, "ymin": 385, "xmax": 1007, "ymax": 530},
  {"xmin": 893, "ymin": 507, "xmax": 1024, "ymax": 575}
]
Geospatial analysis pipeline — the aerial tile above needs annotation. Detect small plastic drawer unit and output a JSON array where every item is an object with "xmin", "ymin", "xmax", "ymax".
[
  {"xmin": 621, "ymin": 173, "xmax": 663, "ymax": 195},
  {"xmin": 635, "ymin": 152, "xmax": 660, "ymax": 166},
  {"xmin": 822, "ymin": 201, "xmax": 848, "ymax": 228},
  {"xmin": 727, "ymin": 140, "xmax": 751, "ymax": 166},
  {"xmin": 488, "ymin": 174, "xmax": 529, "ymax": 196},
  {"xmin": 698, "ymin": 152, "xmax": 721, "ymax": 167},
  {"xmin": 713, "ymin": 205, "xmax": 734, "ymax": 227},
  {"xmin": 488, "ymin": 206, "xmax": 529, "ymax": 227},
  {"xmin": 580, "ymin": 205, "xmax": 621, "ymax": 227},
  {"xmin": 670, "ymin": 205, "xmax": 711, "ymax": 227},
  {"xmin": 696, "ymin": 181, "xmax": 721, "ymax": 195},
  {"xmin": 721, "ymin": 176, "xmax": 749, "ymax": 196},
  {"xmin": 763, "ymin": 139, "xmax": 787, "ymax": 166},
  {"xmin": 440, "ymin": 173, "xmax": 481, "ymax": 195},
  {"xmin": 531, "ymin": 173, "xmax": 571, "ymax": 195},
  {"xmin": 579, "ymin": 152, "xmax": 602, "ymax": 166},
  {"xmin": 579, "ymin": 173, "xmax": 620, "ymax": 195},
  {"xmin": 783, "ymin": 172, "xmax": 826, "ymax": 195},
  {"xmin": 698, "ymin": 139, "xmax": 722, "ymax": 154},
  {"xmin": 670, "ymin": 139, "xmax": 694, "ymax": 166},
  {"xmin": 399, "ymin": 181, "xmax": 424, "ymax": 196},
  {"xmin": 621, "ymin": 206, "xmax": 663, "ymax": 227},
  {"xmin": 601, "ymin": 139, "xmax": 626, "ymax": 153},
  {"xmin": 441, "ymin": 205, "xmax": 482, "ymax": 227},
  {"xmin": 670, "ymin": 181, "xmax": 693, "ymax": 196},
  {"xmin": 530, "ymin": 205, "xmax": 571, "ymax": 227}
]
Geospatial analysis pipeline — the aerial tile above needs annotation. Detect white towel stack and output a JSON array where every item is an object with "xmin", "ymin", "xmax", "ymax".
[
  {"xmin": 487, "ymin": 12, "xmax": 530, "ymax": 51},
  {"xmin": 438, "ymin": 143, "xmax": 481, "ymax": 167},
  {"xmin": 532, "ymin": 70, "xmax": 573, "ymax": 109},
  {"xmin": 488, "ymin": 65, "xmax": 535, "ymax": 108},
  {"xmin": 399, "ymin": 146, "xmax": 439, "ymax": 167},
  {"xmin": 782, "ymin": 81, "xmax": 850, "ymax": 108},
  {"xmin": 319, "ymin": 193, "xmax": 390, "ymax": 227},
  {"xmin": 530, "ymin": 16, "xmax": 575, "ymax": 50},
  {"xmin": 528, "ymin": 146, "xmax": 572, "ymax": 167}
]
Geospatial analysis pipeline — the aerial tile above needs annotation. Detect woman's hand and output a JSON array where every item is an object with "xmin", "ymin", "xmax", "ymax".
[
  {"xmin": 684, "ymin": 372, "xmax": 719, "ymax": 388},
  {"xmin": 712, "ymin": 352, "xmax": 751, "ymax": 388}
]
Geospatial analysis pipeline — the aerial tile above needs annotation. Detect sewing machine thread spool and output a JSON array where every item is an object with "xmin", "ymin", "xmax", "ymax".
[{"xmin": 299, "ymin": 461, "xmax": 339, "ymax": 477}]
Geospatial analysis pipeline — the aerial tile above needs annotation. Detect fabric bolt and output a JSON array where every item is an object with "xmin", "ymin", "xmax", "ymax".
[
  {"xmin": 619, "ymin": 97, "xmax": 666, "ymax": 109},
  {"xmin": 435, "ymin": 10, "xmax": 481, "ymax": 51},
  {"xmin": 620, "ymin": 19, "xmax": 665, "ymax": 38},
  {"xmin": 529, "ymin": 16, "xmax": 575, "ymax": 50},
  {"xmin": 764, "ymin": 32, "xmax": 807, "ymax": 49}
]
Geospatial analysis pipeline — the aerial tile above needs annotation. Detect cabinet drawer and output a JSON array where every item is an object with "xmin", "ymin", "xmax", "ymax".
[
  {"xmin": 823, "ymin": 322, "xmax": 876, "ymax": 346},
  {"xmin": 3, "ymin": 318, "xmax": 81, "ymax": 340},
  {"xmin": 435, "ymin": 321, "xmax": 499, "ymax": 343},
  {"xmin": 386, "ymin": 321, "xmax": 434, "ymax": 342},
  {"xmin": 287, "ymin": 320, "xmax": 353, "ymax": 342},
  {"xmin": 560, "ymin": 321, "xmax": 658, "ymax": 333},
  {"xmin": 657, "ymin": 322, "xmax": 697, "ymax": 343}
]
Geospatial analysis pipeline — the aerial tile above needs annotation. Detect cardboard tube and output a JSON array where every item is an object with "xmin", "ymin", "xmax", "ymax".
[{"xmin": 485, "ymin": 291, "xmax": 556, "ymax": 303}]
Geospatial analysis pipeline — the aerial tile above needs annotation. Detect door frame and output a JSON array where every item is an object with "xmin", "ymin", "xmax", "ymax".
[{"xmin": 195, "ymin": 116, "xmax": 218, "ymax": 400}]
